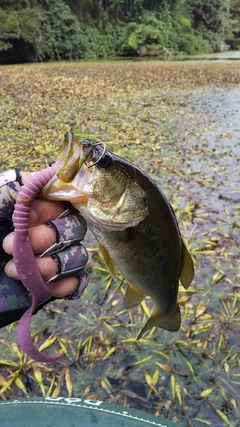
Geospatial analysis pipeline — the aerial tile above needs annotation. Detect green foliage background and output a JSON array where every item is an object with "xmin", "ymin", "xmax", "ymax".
[{"xmin": 0, "ymin": 0, "xmax": 240, "ymax": 63}]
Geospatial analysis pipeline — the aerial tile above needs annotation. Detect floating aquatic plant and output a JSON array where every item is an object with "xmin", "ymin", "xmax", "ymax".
[{"xmin": 0, "ymin": 61, "xmax": 239, "ymax": 426}]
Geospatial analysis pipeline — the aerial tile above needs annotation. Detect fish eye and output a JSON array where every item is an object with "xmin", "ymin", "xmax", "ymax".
[{"xmin": 97, "ymin": 154, "xmax": 113, "ymax": 169}]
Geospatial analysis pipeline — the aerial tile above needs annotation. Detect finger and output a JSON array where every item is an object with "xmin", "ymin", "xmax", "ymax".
[
  {"xmin": 20, "ymin": 171, "xmax": 32, "ymax": 183},
  {"xmin": 18, "ymin": 172, "xmax": 67, "ymax": 226},
  {"xmin": 4, "ymin": 255, "xmax": 78, "ymax": 298},
  {"xmin": 47, "ymin": 277, "xmax": 78, "ymax": 298},
  {"xmin": 4, "ymin": 257, "xmax": 82, "ymax": 298},
  {"xmin": 5, "ymin": 256, "xmax": 58, "ymax": 282},
  {"xmin": 3, "ymin": 225, "xmax": 56, "ymax": 255},
  {"xmin": 4, "ymin": 255, "xmax": 78, "ymax": 297},
  {"xmin": 4, "ymin": 243, "xmax": 88, "ymax": 286},
  {"xmin": 28, "ymin": 199, "xmax": 66, "ymax": 226},
  {"xmin": 3, "ymin": 213, "xmax": 87, "ymax": 256}
]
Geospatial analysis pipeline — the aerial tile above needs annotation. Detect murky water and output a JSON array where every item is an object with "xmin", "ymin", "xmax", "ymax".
[
  {"xmin": 175, "ymin": 50, "xmax": 240, "ymax": 61},
  {"xmin": 56, "ymin": 86, "xmax": 240, "ymax": 426},
  {"xmin": 0, "ymin": 63, "xmax": 239, "ymax": 426},
  {"xmin": 96, "ymin": 86, "xmax": 239, "ymax": 426},
  {"xmin": 160, "ymin": 87, "xmax": 240, "ymax": 205}
]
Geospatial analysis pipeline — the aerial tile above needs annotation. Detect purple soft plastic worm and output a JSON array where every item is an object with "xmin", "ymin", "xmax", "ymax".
[{"xmin": 13, "ymin": 162, "xmax": 63, "ymax": 363}]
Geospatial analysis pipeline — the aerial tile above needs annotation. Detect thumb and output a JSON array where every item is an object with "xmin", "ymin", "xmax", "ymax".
[
  {"xmin": 20, "ymin": 172, "xmax": 66, "ymax": 225},
  {"xmin": 29, "ymin": 199, "xmax": 66, "ymax": 226}
]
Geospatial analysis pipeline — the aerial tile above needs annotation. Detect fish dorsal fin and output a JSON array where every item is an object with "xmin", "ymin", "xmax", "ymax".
[
  {"xmin": 123, "ymin": 282, "xmax": 146, "ymax": 309},
  {"xmin": 137, "ymin": 305, "xmax": 181, "ymax": 340},
  {"xmin": 180, "ymin": 240, "xmax": 194, "ymax": 289},
  {"xmin": 98, "ymin": 243, "xmax": 118, "ymax": 281}
]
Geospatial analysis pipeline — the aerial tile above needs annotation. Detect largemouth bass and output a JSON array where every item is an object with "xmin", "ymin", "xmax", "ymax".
[{"xmin": 42, "ymin": 132, "xmax": 194, "ymax": 339}]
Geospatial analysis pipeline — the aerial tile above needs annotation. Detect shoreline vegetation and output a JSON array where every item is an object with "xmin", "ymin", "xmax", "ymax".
[{"xmin": 0, "ymin": 0, "xmax": 240, "ymax": 64}]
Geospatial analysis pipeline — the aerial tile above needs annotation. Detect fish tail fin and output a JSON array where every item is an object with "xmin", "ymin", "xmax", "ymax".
[
  {"xmin": 137, "ymin": 305, "xmax": 181, "ymax": 340},
  {"xmin": 180, "ymin": 240, "xmax": 194, "ymax": 289}
]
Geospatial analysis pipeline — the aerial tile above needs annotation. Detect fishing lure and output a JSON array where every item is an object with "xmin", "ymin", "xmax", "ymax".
[
  {"xmin": 12, "ymin": 132, "xmax": 107, "ymax": 362},
  {"xmin": 13, "ymin": 162, "xmax": 63, "ymax": 363}
]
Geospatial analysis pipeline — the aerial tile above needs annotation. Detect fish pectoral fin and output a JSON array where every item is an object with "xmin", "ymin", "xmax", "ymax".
[
  {"xmin": 98, "ymin": 243, "xmax": 118, "ymax": 281},
  {"xmin": 180, "ymin": 240, "xmax": 194, "ymax": 290},
  {"xmin": 123, "ymin": 282, "xmax": 146, "ymax": 309},
  {"xmin": 137, "ymin": 305, "xmax": 181, "ymax": 340}
]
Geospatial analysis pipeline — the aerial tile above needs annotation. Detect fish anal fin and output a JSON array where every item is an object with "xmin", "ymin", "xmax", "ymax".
[
  {"xmin": 137, "ymin": 305, "xmax": 181, "ymax": 340},
  {"xmin": 98, "ymin": 243, "xmax": 118, "ymax": 281},
  {"xmin": 180, "ymin": 240, "xmax": 194, "ymax": 290},
  {"xmin": 123, "ymin": 282, "xmax": 146, "ymax": 309}
]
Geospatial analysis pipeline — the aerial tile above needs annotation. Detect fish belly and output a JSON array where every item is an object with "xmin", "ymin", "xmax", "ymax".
[{"xmin": 90, "ymin": 222, "xmax": 181, "ymax": 315}]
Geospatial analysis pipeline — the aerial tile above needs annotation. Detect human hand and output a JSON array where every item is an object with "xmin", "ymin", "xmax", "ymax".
[{"xmin": 1, "ymin": 170, "xmax": 88, "ymax": 300}]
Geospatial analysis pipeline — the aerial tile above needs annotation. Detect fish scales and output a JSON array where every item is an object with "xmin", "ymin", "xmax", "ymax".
[{"xmin": 41, "ymin": 133, "xmax": 194, "ymax": 338}]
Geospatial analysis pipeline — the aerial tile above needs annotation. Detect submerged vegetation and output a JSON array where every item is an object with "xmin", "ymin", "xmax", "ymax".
[{"xmin": 0, "ymin": 60, "xmax": 240, "ymax": 427}]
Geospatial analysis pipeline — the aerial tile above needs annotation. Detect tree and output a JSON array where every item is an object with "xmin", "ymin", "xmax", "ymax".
[
  {"xmin": 36, "ymin": 0, "xmax": 85, "ymax": 61},
  {"xmin": 0, "ymin": 0, "xmax": 238, "ymax": 63},
  {"xmin": 0, "ymin": 4, "xmax": 39, "ymax": 63},
  {"xmin": 185, "ymin": 0, "xmax": 230, "ymax": 51},
  {"xmin": 226, "ymin": 0, "xmax": 240, "ymax": 49},
  {"xmin": 0, "ymin": 0, "xmax": 86, "ymax": 62}
]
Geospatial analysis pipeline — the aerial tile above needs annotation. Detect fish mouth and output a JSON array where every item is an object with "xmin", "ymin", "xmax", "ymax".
[
  {"xmin": 41, "ymin": 135, "xmax": 94, "ymax": 203},
  {"xmin": 41, "ymin": 134, "xmax": 149, "ymax": 232},
  {"xmin": 41, "ymin": 171, "xmax": 148, "ymax": 232},
  {"xmin": 41, "ymin": 167, "xmax": 89, "ymax": 203}
]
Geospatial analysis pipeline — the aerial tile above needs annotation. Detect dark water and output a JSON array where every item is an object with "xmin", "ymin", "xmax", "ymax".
[
  {"xmin": 59, "ymin": 86, "xmax": 240, "ymax": 426},
  {"xmin": 0, "ymin": 83, "xmax": 239, "ymax": 427}
]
